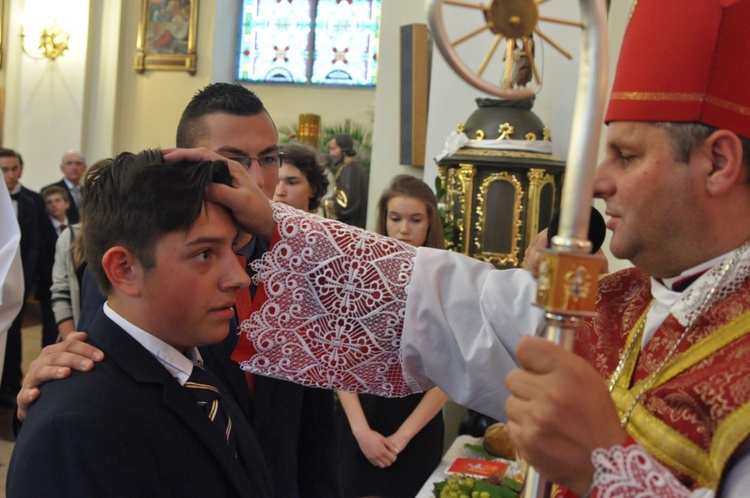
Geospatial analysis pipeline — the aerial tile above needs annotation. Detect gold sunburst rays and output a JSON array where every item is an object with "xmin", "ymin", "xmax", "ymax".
[{"xmin": 442, "ymin": 0, "xmax": 580, "ymax": 90}]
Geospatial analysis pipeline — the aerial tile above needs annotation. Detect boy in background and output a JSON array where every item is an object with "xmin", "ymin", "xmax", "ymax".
[{"xmin": 37, "ymin": 185, "xmax": 70, "ymax": 347}]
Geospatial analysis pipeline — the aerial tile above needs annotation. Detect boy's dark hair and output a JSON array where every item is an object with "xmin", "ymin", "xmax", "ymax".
[
  {"xmin": 83, "ymin": 149, "xmax": 232, "ymax": 293},
  {"xmin": 176, "ymin": 83, "xmax": 269, "ymax": 148},
  {"xmin": 41, "ymin": 185, "xmax": 70, "ymax": 203}
]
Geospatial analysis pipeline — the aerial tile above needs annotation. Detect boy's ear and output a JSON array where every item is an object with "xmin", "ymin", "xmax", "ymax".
[
  {"xmin": 705, "ymin": 130, "xmax": 745, "ymax": 196},
  {"xmin": 101, "ymin": 247, "xmax": 142, "ymax": 297}
]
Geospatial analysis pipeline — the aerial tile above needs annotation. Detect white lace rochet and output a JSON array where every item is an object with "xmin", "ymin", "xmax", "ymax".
[
  {"xmin": 237, "ymin": 203, "xmax": 421, "ymax": 397},
  {"xmin": 591, "ymin": 444, "xmax": 713, "ymax": 498}
]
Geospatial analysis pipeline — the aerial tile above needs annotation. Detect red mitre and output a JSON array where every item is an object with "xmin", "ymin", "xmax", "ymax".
[{"xmin": 605, "ymin": 0, "xmax": 750, "ymax": 139}]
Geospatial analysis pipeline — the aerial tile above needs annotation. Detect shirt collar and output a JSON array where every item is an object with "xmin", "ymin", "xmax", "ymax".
[{"xmin": 103, "ymin": 302, "xmax": 201, "ymax": 386}]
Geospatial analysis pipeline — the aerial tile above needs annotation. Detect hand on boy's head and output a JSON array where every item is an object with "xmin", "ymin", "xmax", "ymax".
[
  {"xmin": 16, "ymin": 332, "xmax": 104, "ymax": 421},
  {"xmin": 162, "ymin": 147, "xmax": 276, "ymax": 242}
]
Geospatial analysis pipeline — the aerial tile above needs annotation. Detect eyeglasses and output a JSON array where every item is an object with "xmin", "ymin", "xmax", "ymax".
[{"xmin": 228, "ymin": 152, "xmax": 286, "ymax": 170}]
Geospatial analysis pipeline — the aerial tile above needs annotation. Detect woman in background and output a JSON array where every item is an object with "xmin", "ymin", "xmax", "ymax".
[
  {"xmin": 337, "ymin": 174, "xmax": 449, "ymax": 498},
  {"xmin": 273, "ymin": 143, "xmax": 329, "ymax": 213}
]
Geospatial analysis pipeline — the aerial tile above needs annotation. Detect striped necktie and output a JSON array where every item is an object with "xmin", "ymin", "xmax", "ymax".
[{"xmin": 185, "ymin": 365, "xmax": 237, "ymax": 454}]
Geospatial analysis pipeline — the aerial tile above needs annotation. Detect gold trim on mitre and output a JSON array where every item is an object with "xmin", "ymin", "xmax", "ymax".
[
  {"xmin": 609, "ymin": 92, "xmax": 750, "ymax": 118},
  {"xmin": 609, "ymin": 91, "xmax": 705, "ymax": 103},
  {"xmin": 705, "ymin": 95, "xmax": 750, "ymax": 117}
]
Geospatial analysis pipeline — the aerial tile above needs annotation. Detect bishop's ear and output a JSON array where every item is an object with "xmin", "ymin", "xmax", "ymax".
[
  {"xmin": 705, "ymin": 130, "xmax": 746, "ymax": 196},
  {"xmin": 101, "ymin": 246, "xmax": 142, "ymax": 297}
]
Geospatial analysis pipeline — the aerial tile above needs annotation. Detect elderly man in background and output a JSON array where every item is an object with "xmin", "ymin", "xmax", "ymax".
[{"xmin": 44, "ymin": 150, "xmax": 86, "ymax": 225}]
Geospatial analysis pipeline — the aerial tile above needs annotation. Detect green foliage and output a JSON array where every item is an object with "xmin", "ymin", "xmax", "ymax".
[{"xmin": 277, "ymin": 119, "xmax": 373, "ymax": 179}]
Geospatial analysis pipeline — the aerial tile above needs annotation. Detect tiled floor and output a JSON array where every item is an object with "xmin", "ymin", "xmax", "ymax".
[{"xmin": 0, "ymin": 302, "xmax": 44, "ymax": 497}]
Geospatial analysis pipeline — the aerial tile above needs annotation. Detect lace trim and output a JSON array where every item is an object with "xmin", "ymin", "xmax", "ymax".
[
  {"xmin": 673, "ymin": 241, "xmax": 750, "ymax": 327},
  {"xmin": 237, "ymin": 203, "xmax": 421, "ymax": 397},
  {"xmin": 591, "ymin": 444, "xmax": 714, "ymax": 498}
]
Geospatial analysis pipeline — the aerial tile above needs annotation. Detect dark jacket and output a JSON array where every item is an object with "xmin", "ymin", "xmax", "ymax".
[
  {"xmin": 15, "ymin": 185, "xmax": 44, "ymax": 294},
  {"xmin": 7, "ymin": 309, "xmax": 274, "ymax": 498}
]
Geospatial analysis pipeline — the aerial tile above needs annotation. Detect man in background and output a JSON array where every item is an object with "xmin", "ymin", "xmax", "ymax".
[
  {"xmin": 37, "ymin": 185, "xmax": 70, "ymax": 347},
  {"xmin": 324, "ymin": 133, "xmax": 368, "ymax": 228}
]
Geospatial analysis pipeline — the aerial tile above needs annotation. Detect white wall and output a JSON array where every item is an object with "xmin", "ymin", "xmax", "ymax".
[{"xmin": 5, "ymin": 0, "xmax": 91, "ymax": 190}]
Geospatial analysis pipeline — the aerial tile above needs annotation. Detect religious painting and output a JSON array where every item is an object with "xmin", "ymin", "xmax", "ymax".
[{"xmin": 134, "ymin": 0, "xmax": 198, "ymax": 74}]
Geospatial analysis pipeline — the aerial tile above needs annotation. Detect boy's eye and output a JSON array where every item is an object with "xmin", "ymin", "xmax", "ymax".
[{"xmin": 197, "ymin": 249, "xmax": 211, "ymax": 260}]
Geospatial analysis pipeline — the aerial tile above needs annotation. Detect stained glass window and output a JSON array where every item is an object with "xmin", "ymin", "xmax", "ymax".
[{"xmin": 237, "ymin": 0, "xmax": 381, "ymax": 87}]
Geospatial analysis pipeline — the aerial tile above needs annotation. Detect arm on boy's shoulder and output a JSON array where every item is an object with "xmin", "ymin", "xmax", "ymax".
[{"xmin": 15, "ymin": 332, "xmax": 104, "ymax": 422}]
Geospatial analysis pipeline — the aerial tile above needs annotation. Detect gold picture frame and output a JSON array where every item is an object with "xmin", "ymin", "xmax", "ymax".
[{"xmin": 134, "ymin": 0, "xmax": 198, "ymax": 74}]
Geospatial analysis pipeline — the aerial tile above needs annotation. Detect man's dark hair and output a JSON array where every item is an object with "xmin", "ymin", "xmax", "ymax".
[
  {"xmin": 0, "ymin": 148, "xmax": 20, "ymax": 162},
  {"xmin": 279, "ymin": 143, "xmax": 330, "ymax": 211},
  {"xmin": 176, "ymin": 83, "xmax": 268, "ymax": 148},
  {"xmin": 83, "ymin": 149, "xmax": 232, "ymax": 293},
  {"xmin": 332, "ymin": 133, "xmax": 357, "ymax": 157}
]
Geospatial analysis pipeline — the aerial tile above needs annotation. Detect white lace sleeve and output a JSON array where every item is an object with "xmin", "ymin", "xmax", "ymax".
[
  {"xmin": 233, "ymin": 203, "xmax": 423, "ymax": 397},
  {"xmin": 591, "ymin": 443, "xmax": 714, "ymax": 498}
]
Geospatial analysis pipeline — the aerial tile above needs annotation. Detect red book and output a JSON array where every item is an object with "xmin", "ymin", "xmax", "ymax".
[{"xmin": 445, "ymin": 458, "xmax": 509, "ymax": 479}]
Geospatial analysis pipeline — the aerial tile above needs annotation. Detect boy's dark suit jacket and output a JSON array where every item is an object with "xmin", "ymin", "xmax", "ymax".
[
  {"xmin": 7, "ymin": 309, "xmax": 274, "ymax": 498},
  {"xmin": 201, "ymin": 330, "xmax": 341, "ymax": 498},
  {"xmin": 44, "ymin": 179, "xmax": 80, "ymax": 224},
  {"xmin": 199, "ymin": 237, "xmax": 342, "ymax": 498}
]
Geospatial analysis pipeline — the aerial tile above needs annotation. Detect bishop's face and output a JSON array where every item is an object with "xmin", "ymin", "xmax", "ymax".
[{"xmin": 594, "ymin": 121, "xmax": 708, "ymax": 278}]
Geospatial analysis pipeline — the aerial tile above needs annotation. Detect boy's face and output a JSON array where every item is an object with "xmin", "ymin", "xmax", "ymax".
[
  {"xmin": 45, "ymin": 193, "xmax": 70, "ymax": 221},
  {"xmin": 129, "ymin": 202, "xmax": 251, "ymax": 351}
]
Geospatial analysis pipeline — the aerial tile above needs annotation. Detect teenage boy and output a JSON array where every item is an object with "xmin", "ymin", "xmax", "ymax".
[
  {"xmin": 7, "ymin": 150, "xmax": 273, "ymax": 497},
  {"xmin": 37, "ymin": 185, "xmax": 70, "ymax": 347}
]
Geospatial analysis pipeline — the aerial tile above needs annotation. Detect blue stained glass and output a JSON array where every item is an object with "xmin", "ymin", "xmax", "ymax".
[
  {"xmin": 311, "ymin": 0, "xmax": 381, "ymax": 86},
  {"xmin": 236, "ymin": 0, "xmax": 380, "ymax": 87},
  {"xmin": 237, "ymin": 0, "xmax": 314, "ymax": 83}
]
